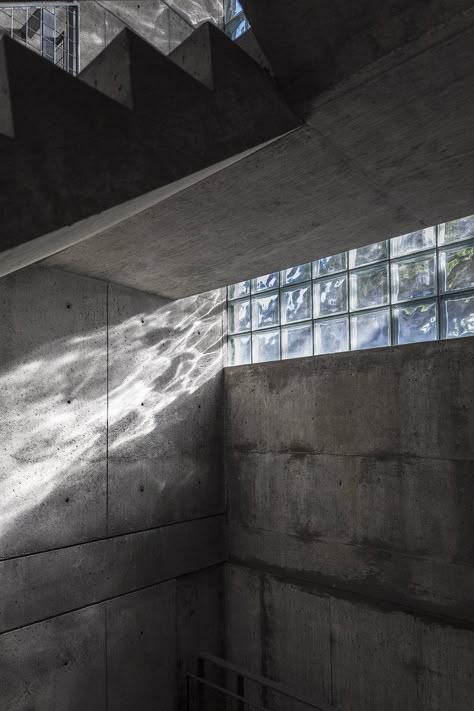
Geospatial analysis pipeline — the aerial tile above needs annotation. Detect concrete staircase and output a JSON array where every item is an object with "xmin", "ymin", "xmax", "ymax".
[
  {"xmin": 0, "ymin": 22, "xmax": 299, "ymax": 275},
  {"xmin": 2, "ymin": 3, "xmax": 474, "ymax": 298}
]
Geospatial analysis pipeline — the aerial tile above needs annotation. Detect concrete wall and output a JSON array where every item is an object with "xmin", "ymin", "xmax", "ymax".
[
  {"xmin": 225, "ymin": 339, "xmax": 474, "ymax": 710},
  {"xmin": 79, "ymin": 0, "xmax": 224, "ymax": 68},
  {"xmin": 0, "ymin": 265, "xmax": 226, "ymax": 710}
]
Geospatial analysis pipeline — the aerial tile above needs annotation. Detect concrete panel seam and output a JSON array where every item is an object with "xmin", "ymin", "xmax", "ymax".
[
  {"xmin": 225, "ymin": 447, "xmax": 474, "ymax": 463},
  {"xmin": 0, "ymin": 562, "xmax": 226, "ymax": 636},
  {"xmin": 0, "ymin": 512, "xmax": 226, "ymax": 564}
]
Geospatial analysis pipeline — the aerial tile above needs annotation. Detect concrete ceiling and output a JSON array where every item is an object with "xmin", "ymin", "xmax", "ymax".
[
  {"xmin": 241, "ymin": 0, "xmax": 474, "ymax": 104},
  {"xmin": 43, "ymin": 12, "xmax": 474, "ymax": 298}
]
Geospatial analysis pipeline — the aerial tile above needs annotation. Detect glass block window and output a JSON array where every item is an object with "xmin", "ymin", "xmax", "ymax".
[{"xmin": 226, "ymin": 214, "xmax": 474, "ymax": 365}]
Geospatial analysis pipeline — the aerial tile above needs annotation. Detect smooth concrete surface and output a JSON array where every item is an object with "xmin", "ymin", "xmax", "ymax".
[
  {"xmin": 0, "ymin": 266, "xmax": 108, "ymax": 559},
  {"xmin": 176, "ymin": 566, "xmax": 225, "ymax": 709},
  {"xmin": 224, "ymin": 339, "xmax": 474, "ymax": 709},
  {"xmin": 0, "ymin": 605, "xmax": 107, "ymax": 711},
  {"xmin": 106, "ymin": 581, "xmax": 176, "ymax": 711},
  {"xmin": 0, "ymin": 264, "xmax": 226, "ymax": 709},
  {"xmin": 107, "ymin": 283, "xmax": 224, "ymax": 535},
  {"xmin": 44, "ymin": 10, "xmax": 474, "ymax": 297},
  {"xmin": 0, "ymin": 514, "xmax": 225, "ymax": 633},
  {"xmin": 0, "ymin": 569, "xmax": 224, "ymax": 711}
]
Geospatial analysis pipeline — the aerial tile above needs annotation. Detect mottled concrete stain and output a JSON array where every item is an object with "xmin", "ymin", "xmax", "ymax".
[{"xmin": 225, "ymin": 339, "xmax": 474, "ymax": 709}]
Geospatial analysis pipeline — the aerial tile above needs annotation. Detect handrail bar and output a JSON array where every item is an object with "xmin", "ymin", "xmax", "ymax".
[
  {"xmin": 187, "ymin": 672, "xmax": 273, "ymax": 711},
  {"xmin": 198, "ymin": 653, "xmax": 336, "ymax": 711}
]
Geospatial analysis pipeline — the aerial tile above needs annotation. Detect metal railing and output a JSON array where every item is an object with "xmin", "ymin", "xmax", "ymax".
[
  {"xmin": 187, "ymin": 653, "xmax": 337, "ymax": 711},
  {"xmin": 0, "ymin": 3, "xmax": 79, "ymax": 74}
]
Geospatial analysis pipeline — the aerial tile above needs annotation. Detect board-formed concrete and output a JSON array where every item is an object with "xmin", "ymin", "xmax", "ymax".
[
  {"xmin": 226, "ymin": 564, "xmax": 474, "ymax": 711},
  {"xmin": 225, "ymin": 338, "xmax": 474, "ymax": 709}
]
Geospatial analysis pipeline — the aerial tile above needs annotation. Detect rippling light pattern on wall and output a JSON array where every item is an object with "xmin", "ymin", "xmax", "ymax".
[{"xmin": 226, "ymin": 215, "xmax": 474, "ymax": 365}]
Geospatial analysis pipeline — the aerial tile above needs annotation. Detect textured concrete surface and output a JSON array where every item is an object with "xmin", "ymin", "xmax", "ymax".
[
  {"xmin": 177, "ymin": 566, "xmax": 225, "ymax": 708},
  {"xmin": 0, "ymin": 605, "xmax": 107, "ymax": 711},
  {"xmin": 0, "ymin": 26, "xmax": 299, "ymax": 282},
  {"xmin": 107, "ymin": 284, "xmax": 224, "ymax": 535},
  {"xmin": 226, "ymin": 565, "xmax": 474, "ymax": 711},
  {"xmin": 0, "ymin": 265, "xmax": 226, "ymax": 708},
  {"xmin": 226, "ymin": 340, "xmax": 473, "ymax": 461},
  {"xmin": 78, "ymin": 0, "xmax": 219, "ymax": 68},
  {"xmin": 242, "ymin": 0, "xmax": 474, "ymax": 103},
  {"xmin": 0, "ymin": 266, "xmax": 107, "ymax": 559},
  {"xmin": 44, "ymin": 13, "xmax": 474, "ymax": 296},
  {"xmin": 0, "ymin": 568, "xmax": 225, "ymax": 711},
  {"xmin": 106, "ymin": 581, "xmax": 176, "ymax": 711},
  {"xmin": 0, "ymin": 513, "xmax": 225, "ymax": 632},
  {"xmin": 225, "ymin": 338, "xmax": 474, "ymax": 709}
]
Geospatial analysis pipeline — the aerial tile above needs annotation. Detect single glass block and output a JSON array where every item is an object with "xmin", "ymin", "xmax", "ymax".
[
  {"xmin": 313, "ymin": 251, "xmax": 347, "ymax": 277},
  {"xmin": 252, "ymin": 292, "xmax": 279, "ymax": 330},
  {"xmin": 351, "ymin": 309, "xmax": 391, "ymax": 350},
  {"xmin": 251, "ymin": 272, "xmax": 279, "ymax": 293},
  {"xmin": 391, "ymin": 252, "xmax": 437, "ymax": 303},
  {"xmin": 281, "ymin": 263, "xmax": 312, "ymax": 286},
  {"xmin": 281, "ymin": 324, "xmax": 312, "ymax": 359},
  {"xmin": 227, "ymin": 334, "xmax": 251, "ymax": 366},
  {"xmin": 314, "ymin": 317, "xmax": 349, "ymax": 355},
  {"xmin": 439, "ymin": 215, "xmax": 474, "ymax": 244},
  {"xmin": 393, "ymin": 301, "xmax": 438, "ymax": 345},
  {"xmin": 313, "ymin": 275, "xmax": 348, "ymax": 318},
  {"xmin": 228, "ymin": 280, "xmax": 250, "ymax": 300},
  {"xmin": 439, "ymin": 243, "xmax": 474, "ymax": 293},
  {"xmin": 228, "ymin": 299, "xmax": 250, "ymax": 334},
  {"xmin": 281, "ymin": 284, "xmax": 312, "ymax": 324},
  {"xmin": 252, "ymin": 328, "xmax": 281, "ymax": 363},
  {"xmin": 441, "ymin": 295, "xmax": 474, "ymax": 338},
  {"xmin": 350, "ymin": 264, "xmax": 389, "ymax": 311},
  {"xmin": 390, "ymin": 227, "xmax": 436, "ymax": 257},
  {"xmin": 349, "ymin": 241, "xmax": 388, "ymax": 268}
]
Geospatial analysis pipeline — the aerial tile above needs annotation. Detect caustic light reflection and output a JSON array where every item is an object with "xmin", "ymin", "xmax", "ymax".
[{"xmin": 0, "ymin": 290, "xmax": 223, "ymax": 542}]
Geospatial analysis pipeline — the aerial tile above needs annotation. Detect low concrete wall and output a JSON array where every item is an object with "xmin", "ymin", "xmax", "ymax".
[
  {"xmin": 225, "ymin": 339, "xmax": 474, "ymax": 710},
  {"xmin": 0, "ymin": 265, "xmax": 226, "ymax": 709}
]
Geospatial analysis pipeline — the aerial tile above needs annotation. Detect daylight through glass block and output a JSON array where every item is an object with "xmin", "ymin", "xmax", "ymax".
[{"xmin": 226, "ymin": 215, "xmax": 474, "ymax": 365}]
